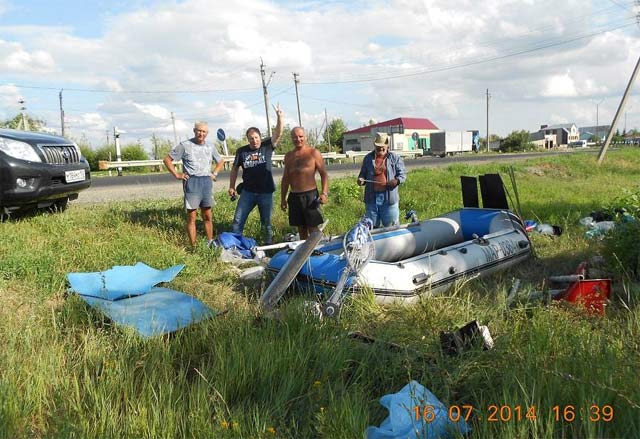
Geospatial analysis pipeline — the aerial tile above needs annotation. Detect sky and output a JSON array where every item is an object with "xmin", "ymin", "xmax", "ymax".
[{"xmin": 1, "ymin": 0, "xmax": 639, "ymax": 150}]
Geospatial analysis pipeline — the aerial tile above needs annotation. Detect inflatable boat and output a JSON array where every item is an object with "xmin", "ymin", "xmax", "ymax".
[{"xmin": 266, "ymin": 208, "xmax": 532, "ymax": 304}]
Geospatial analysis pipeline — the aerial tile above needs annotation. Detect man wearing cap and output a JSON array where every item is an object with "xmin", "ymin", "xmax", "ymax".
[
  {"xmin": 357, "ymin": 132, "xmax": 407, "ymax": 228},
  {"xmin": 164, "ymin": 121, "xmax": 226, "ymax": 248},
  {"xmin": 228, "ymin": 104, "xmax": 284, "ymax": 245}
]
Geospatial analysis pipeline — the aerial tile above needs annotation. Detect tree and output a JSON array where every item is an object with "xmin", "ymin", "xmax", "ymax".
[
  {"xmin": 150, "ymin": 134, "xmax": 173, "ymax": 160},
  {"xmin": 612, "ymin": 129, "xmax": 624, "ymax": 144},
  {"xmin": 479, "ymin": 134, "xmax": 502, "ymax": 151},
  {"xmin": 500, "ymin": 130, "xmax": 533, "ymax": 152},
  {"xmin": 325, "ymin": 118, "xmax": 348, "ymax": 152},
  {"xmin": 275, "ymin": 124, "xmax": 294, "ymax": 154},
  {"xmin": 0, "ymin": 113, "xmax": 46, "ymax": 131},
  {"xmin": 79, "ymin": 145, "xmax": 97, "ymax": 171},
  {"xmin": 222, "ymin": 136, "xmax": 246, "ymax": 156},
  {"xmin": 121, "ymin": 143, "xmax": 149, "ymax": 161}
]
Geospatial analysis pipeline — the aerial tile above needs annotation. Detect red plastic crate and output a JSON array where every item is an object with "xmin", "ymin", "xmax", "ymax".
[{"xmin": 563, "ymin": 279, "xmax": 611, "ymax": 315}]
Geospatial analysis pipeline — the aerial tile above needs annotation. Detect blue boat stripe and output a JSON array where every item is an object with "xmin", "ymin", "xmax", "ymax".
[{"xmin": 266, "ymin": 250, "xmax": 530, "ymax": 298}]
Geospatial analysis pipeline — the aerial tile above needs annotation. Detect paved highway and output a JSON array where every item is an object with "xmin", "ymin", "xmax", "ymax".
[{"xmin": 77, "ymin": 150, "xmax": 589, "ymax": 204}]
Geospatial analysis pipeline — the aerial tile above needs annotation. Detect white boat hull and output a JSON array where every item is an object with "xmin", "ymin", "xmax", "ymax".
[{"xmin": 266, "ymin": 208, "xmax": 532, "ymax": 304}]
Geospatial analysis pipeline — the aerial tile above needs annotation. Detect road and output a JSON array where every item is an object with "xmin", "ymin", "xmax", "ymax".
[{"xmin": 76, "ymin": 150, "xmax": 586, "ymax": 204}]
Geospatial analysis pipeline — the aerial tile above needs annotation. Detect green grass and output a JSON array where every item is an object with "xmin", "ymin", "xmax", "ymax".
[{"xmin": 1, "ymin": 149, "xmax": 639, "ymax": 438}]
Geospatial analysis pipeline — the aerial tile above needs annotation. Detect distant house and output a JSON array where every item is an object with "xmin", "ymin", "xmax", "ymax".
[
  {"xmin": 623, "ymin": 131, "xmax": 640, "ymax": 145},
  {"xmin": 531, "ymin": 123, "xmax": 579, "ymax": 148},
  {"xmin": 529, "ymin": 130, "xmax": 557, "ymax": 149},
  {"xmin": 342, "ymin": 117, "xmax": 440, "ymax": 152},
  {"xmin": 579, "ymin": 125, "xmax": 611, "ymax": 141},
  {"xmin": 579, "ymin": 131, "xmax": 593, "ymax": 142}
]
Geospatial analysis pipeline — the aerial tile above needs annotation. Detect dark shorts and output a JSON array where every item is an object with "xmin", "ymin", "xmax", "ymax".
[
  {"xmin": 183, "ymin": 176, "xmax": 213, "ymax": 210},
  {"xmin": 288, "ymin": 189, "xmax": 324, "ymax": 227}
]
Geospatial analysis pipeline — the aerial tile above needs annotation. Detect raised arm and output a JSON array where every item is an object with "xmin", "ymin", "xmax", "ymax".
[{"xmin": 272, "ymin": 103, "xmax": 284, "ymax": 145}]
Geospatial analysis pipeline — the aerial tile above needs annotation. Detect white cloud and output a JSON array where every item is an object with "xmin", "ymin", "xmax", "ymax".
[
  {"xmin": 543, "ymin": 72, "xmax": 578, "ymax": 97},
  {"xmin": 0, "ymin": 39, "xmax": 54, "ymax": 73},
  {"xmin": 1, "ymin": 0, "xmax": 639, "ymax": 147},
  {"xmin": 0, "ymin": 83, "xmax": 21, "ymax": 119}
]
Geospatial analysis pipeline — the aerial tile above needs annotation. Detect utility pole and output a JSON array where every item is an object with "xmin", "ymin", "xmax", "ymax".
[
  {"xmin": 595, "ymin": 98, "xmax": 604, "ymax": 143},
  {"xmin": 293, "ymin": 72, "xmax": 302, "ymax": 126},
  {"xmin": 171, "ymin": 112, "xmax": 178, "ymax": 145},
  {"xmin": 485, "ymin": 89, "xmax": 491, "ymax": 152},
  {"xmin": 59, "ymin": 89, "xmax": 66, "ymax": 137},
  {"xmin": 113, "ymin": 126, "xmax": 124, "ymax": 177},
  {"xmin": 260, "ymin": 58, "xmax": 274, "ymax": 137},
  {"xmin": 324, "ymin": 108, "xmax": 330, "ymax": 151},
  {"xmin": 598, "ymin": 55, "xmax": 640, "ymax": 164},
  {"xmin": 18, "ymin": 99, "xmax": 28, "ymax": 130},
  {"xmin": 151, "ymin": 133, "xmax": 159, "ymax": 160}
]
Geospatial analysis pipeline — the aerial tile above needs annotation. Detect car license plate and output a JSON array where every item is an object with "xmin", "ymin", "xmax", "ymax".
[{"xmin": 65, "ymin": 169, "xmax": 85, "ymax": 183}]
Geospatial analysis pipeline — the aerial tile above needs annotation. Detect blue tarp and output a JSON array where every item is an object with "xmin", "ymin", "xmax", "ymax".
[
  {"xmin": 366, "ymin": 381, "xmax": 471, "ymax": 439},
  {"xmin": 67, "ymin": 262, "xmax": 185, "ymax": 300},
  {"xmin": 216, "ymin": 232, "xmax": 256, "ymax": 259},
  {"xmin": 67, "ymin": 263, "xmax": 216, "ymax": 337},
  {"xmin": 79, "ymin": 287, "xmax": 214, "ymax": 338}
]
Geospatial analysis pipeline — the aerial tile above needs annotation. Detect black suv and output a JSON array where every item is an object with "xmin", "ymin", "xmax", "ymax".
[{"xmin": 0, "ymin": 128, "xmax": 91, "ymax": 215}]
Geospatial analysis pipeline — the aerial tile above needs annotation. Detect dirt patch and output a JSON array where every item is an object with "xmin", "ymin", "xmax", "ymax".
[{"xmin": 525, "ymin": 163, "xmax": 570, "ymax": 178}]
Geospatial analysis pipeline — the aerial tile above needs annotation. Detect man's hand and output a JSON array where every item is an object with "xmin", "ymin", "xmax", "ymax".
[
  {"xmin": 175, "ymin": 173, "xmax": 188, "ymax": 181},
  {"xmin": 280, "ymin": 200, "xmax": 287, "ymax": 211},
  {"xmin": 228, "ymin": 187, "xmax": 236, "ymax": 197},
  {"xmin": 357, "ymin": 177, "xmax": 365, "ymax": 186},
  {"xmin": 386, "ymin": 178, "xmax": 399, "ymax": 188},
  {"xmin": 273, "ymin": 102, "xmax": 283, "ymax": 119},
  {"xmin": 211, "ymin": 171, "xmax": 218, "ymax": 181}
]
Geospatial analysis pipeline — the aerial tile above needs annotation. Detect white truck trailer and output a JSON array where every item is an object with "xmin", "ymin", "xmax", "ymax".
[{"xmin": 429, "ymin": 131, "xmax": 473, "ymax": 157}]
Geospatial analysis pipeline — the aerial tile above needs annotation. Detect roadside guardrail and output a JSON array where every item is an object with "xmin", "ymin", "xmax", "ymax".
[
  {"xmin": 98, "ymin": 152, "xmax": 349, "ymax": 172},
  {"xmin": 97, "ymin": 150, "xmax": 422, "ymax": 173}
]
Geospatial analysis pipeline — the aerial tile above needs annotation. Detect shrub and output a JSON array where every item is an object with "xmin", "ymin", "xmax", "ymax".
[
  {"xmin": 121, "ymin": 144, "xmax": 149, "ymax": 161},
  {"xmin": 330, "ymin": 179, "xmax": 360, "ymax": 204},
  {"xmin": 600, "ymin": 186, "xmax": 640, "ymax": 279},
  {"xmin": 602, "ymin": 221, "xmax": 640, "ymax": 279}
]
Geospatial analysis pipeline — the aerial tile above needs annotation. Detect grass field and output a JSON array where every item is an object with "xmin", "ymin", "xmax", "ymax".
[{"xmin": 1, "ymin": 149, "xmax": 639, "ymax": 438}]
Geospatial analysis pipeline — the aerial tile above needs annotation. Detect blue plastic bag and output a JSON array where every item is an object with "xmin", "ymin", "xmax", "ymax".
[
  {"xmin": 366, "ymin": 381, "xmax": 471, "ymax": 439},
  {"xmin": 216, "ymin": 232, "xmax": 257, "ymax": 258}
]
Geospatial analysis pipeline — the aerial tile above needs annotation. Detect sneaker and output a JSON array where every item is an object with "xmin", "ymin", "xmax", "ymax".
[{"xmin": 207, "ymin": 239, "xmax": 219, "ymax": 249}]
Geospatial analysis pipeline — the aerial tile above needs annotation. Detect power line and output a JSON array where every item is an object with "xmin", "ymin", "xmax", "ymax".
[
  {"xmin": 303, "ymin": 21, "xmax": 636, "ymax": 85},
  {"xmin": 5, "ymin": 83, "xmax": 263, "ymax": 94},
  {"xmin": 302, "ymin": 15, "xmax": 635, "ymax": 84},
  {"xmin": 3, "ymin": 16, "xmax": 634, "ymax": 99}
]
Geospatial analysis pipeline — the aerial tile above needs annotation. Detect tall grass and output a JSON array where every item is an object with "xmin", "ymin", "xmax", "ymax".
[{"xmin": 1, "ymin": 149, "xmax": 639, "ymax": 438}]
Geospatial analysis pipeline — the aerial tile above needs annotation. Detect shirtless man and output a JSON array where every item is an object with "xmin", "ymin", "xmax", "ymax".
[{"xmin": 280, "ymin": 127, "xmax": 329, "ymax": 239}]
